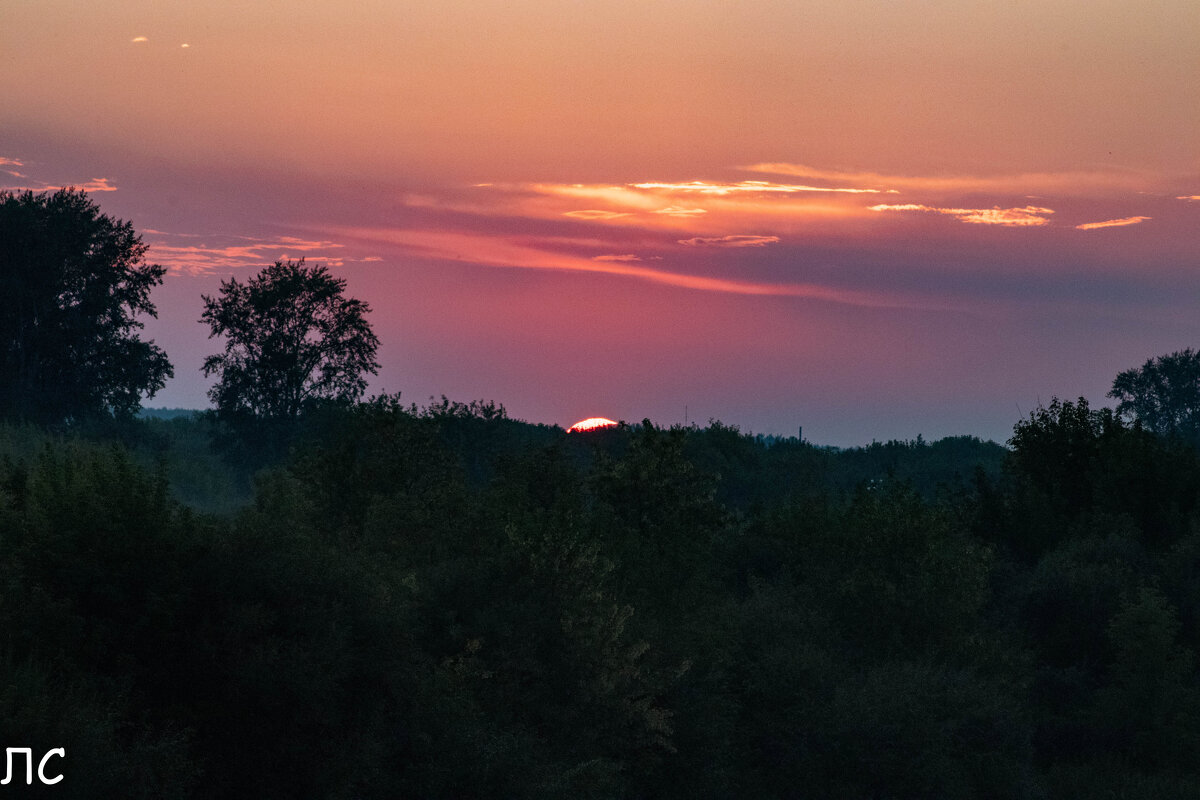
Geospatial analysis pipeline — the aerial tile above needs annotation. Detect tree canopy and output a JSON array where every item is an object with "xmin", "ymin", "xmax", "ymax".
[
  {"xmin": 201, "ymin": 259, "xmax": 380, "ymax": 421},
  {"xmin": 0, "ymin": 188, "xmax": 173, "ymax": 423},
  {"xmin": 1109, "ymin": 349, "xmax": 1200, "ymax": 442}
]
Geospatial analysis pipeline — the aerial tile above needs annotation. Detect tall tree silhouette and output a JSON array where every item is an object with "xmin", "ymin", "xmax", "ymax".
[
  {"xmin": 201, "ymin": 259, "xmax": 380, "ymax": 421},
  {"xmin": 1109, "ymin": 349, "xmax": 1200, "ymax": 442},
  {"xmin": 0, "ymin": 189, "xmax": 173, "ymax": 423}
]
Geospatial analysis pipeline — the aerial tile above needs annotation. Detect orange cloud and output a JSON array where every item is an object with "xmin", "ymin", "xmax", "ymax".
[
  {"xmin": 678, "ymin": 235, "xmax": 781, "ymax": 247},
  {"xmin": 0, "ymin": 157, "xmax": 23, "ymax": 166},
  {"xmin": 0, "ymin": 177, "xmax": 118, "ymax": 193},
  {"xmin": 468, "ymin": 181, "xmax": 873, "ymax": 234},
  {"xmin": 746, "ymin": 162, "xmax": 1154, "ymax": 196},
  {"xmin": 73, "ymin": 178, "xmax": 118, "ymax": 193},
  {"xmin": 870, "ymin": 203, "xmax": 1054, "ymax": 226},
  {"xmin": 131, "ymin": 36, "xmax": 148, "ymax": 43},
  {"xmin": 1075, "ymin": 216, "xmax": 1151, "ymax": 231},
  {"xmin": 592, "ymin": 254, "xmax": 642, "ymax": 262},
  {"xmin": 1178, "ymin": 195, "xmax": 1200, "ymax": 201}
]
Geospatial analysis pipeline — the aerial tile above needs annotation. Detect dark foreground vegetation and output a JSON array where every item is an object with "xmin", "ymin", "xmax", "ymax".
[{"xmin": 3, "ymin": 397, "xmax": 1200, "ymax": 798}]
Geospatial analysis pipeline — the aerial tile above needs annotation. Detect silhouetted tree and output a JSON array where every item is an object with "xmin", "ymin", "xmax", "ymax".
[
  {"xmin": 0, "ymin": 189, "xmax": 173, "ymax": 422},
  {"xmin": 201, "ymin": 259, "xmax": 379, "ymax": 421},
  {"xmin": 1109, "ymin": 349, "xmax": 1200, "ymax": 442}
]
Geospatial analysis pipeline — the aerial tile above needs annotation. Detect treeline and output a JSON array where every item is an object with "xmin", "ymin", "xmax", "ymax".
[{"xmin": 3, "ymin": 397, "xmax": 1200, "ymax": 798}]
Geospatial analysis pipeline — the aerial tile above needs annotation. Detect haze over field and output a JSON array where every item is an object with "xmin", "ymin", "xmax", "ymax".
[{"xmin": 3, "ymin": 0, "xmax": 1197, "ymax": 445}]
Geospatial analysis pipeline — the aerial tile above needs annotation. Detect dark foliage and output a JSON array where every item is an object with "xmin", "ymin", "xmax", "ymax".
[
  {"xmin": 1110, "ymin": 349, "xmax": 1200, "ymax": 442},
  {"xmin": 201, "ymin": 259, "xmax": 379, "ymax": 422},
  {"xmin": 0, "ymin": 407, "xmax": 1046, "ymax": 798},
  {"xmin": 0, "ymin": 189, "xmax": 172, "ymax": 423}
]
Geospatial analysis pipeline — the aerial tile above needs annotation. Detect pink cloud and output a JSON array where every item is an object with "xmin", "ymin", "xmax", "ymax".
[
  {"xmin": 677, "ymin": 234, "xmax": 781, "ymax": 247},
  {"xmin": 146, "ymin": 233, "xmax": 346, "ymax": 275},
  {"xmin": 323, "ymin": 226, "xmax": 936, "ymax": 309}
]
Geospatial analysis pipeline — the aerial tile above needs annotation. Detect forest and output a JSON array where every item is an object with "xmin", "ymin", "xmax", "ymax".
[{"xmin": 5, "ymin": 189, "xmax": 1200, "ymax": 798}]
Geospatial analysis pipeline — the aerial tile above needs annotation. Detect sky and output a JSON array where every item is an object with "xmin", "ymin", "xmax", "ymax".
[{"xmin": 3, "ymin": 0, "xmax": 1198, "ymax": 446}]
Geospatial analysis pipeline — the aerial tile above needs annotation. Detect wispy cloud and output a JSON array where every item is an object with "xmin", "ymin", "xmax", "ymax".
[
  {"xmin": 390, "ymin": 165, "xmax": 1173, "ymax": 288},
  {"xmin": 146, "ymin": 233, "xmax": 345, "ymax": 275},
  {"xmin": 870, "ymin": 203, "xmax": 1055, "ymax": 227},
  {"xmin": 1076, "ymin": 216, "xmax": 1151, "ymax": 231},
  {"xmin": 324, "ymin": 226, "xmax": 932, "ymax": 309},
  {"xmin": 0, "ymin": 177, "xmax": 118, "ymax": 193},
  {"xmin": 142, "ymin": 228, "xmax": 202, "ymax": 237},
  {"xmin": 746, "ymin": 162, "xmax": 1154, "ymax": 195},
  {"xmin": 633, "ymin": 180, "xmax": 885, "ymax": 196},
  {"xmin": 131, "ymin": 36, "xmax": 148, "ymax": 43},
  {"xmin": 654, "ymin": 206, "xmax": 707, "ymax": 217},
  {"xmin": 0, "ymin": 158, "xmax": 118, "ymax": 195},
  {"xmin": 678, "ymin": 234, "xmax": 781, "ymax": 247},
  {"xmin": 70, "ymin": 178, "xmax": 118, "ymax": 193},
  {"xmin": 532, "ymin": 183, "xmax": 662, "ymax": 210},
  {"xmin": 562, "ymin": 209, "xmax": 633, "ymax": 220},
  {"xmin": 1178, "ymin": 195, "xmax": 1200, "ymax": 202}
]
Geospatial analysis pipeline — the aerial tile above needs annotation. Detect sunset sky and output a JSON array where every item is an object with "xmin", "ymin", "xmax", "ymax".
[{"xmin": 3, "ymin": 0, "xmax": 1198, "ymax": 445}]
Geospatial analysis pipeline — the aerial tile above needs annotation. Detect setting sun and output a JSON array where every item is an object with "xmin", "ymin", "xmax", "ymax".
[{"xmin": 568, "ymin": 417, "xmax": 618, "ymax": 433}]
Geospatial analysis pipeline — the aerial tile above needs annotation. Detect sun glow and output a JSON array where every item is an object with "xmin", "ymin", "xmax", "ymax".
[{"xmin": 568, "ymin": 417, "xmax": 618, "ymax": 433}]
